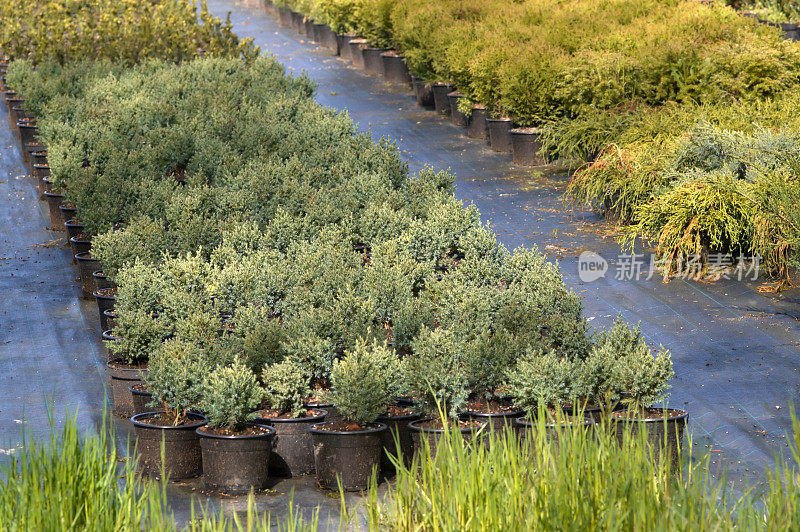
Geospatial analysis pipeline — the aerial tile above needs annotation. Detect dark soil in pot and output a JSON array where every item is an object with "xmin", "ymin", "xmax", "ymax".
[
  {"xmin": 376, "ymin": 405, "xmax": 420, "ymax": 473},
  {"xmin": 132, "ymin": 411, "xmax": 206, "ymax": 480},
  {"xmin": 107, "ymin": 359, "xmax": 147, "ymax": 418},
  {"xmin": 409, "ymin": 418, "xmax": 485, "ymax": 459},
  {"xmin": 277, "ymin": 7, "xmax": 292, "ymax": 27},
  {"xmin": 431, "ymin": 83, "xmax": 455, "ymax": 115},
  {"xmin": 321, "ymin": 25, "xmax": 339, "ymax": 54},
  {"xmin": 305, "ymin": 400, "xmax": 339, "ymax": 422},
  {"xmin": 487, "ymin": 117, "xmax": 514, "ymax": 153},
  {"xmin": 612, "ymin": 408, "xmax": 688, "ymax": 467},
  {"xmin": 510, "ymin": 127, "xmax": 545, "ymax": 166},
  {"xmin": 94, "ymin": 287, "xmax": 117, "ymax": 332},
  {"xmin": 64, "ymin": 219, "xmax": 84, "ymax": 240},
  {"xmin": 197, "ymin": 424, "xmax": 276, "ymax": 493},
  {"xmin": 447, "ymin": 91, "xmax": 468, "ymax": 127},
  {"xmin": 467, "ymin": 106, "xmax": 487, "ymax": 139},
  {"xmin": 362, "ymin": 47, "xmax": 388, "ymax": 77},
  {"xmin": 349, "ymin": 39, "xmax": 370, "ymax": 69},
  {"xmin": 93, "ymin": 270, "xmax": 115, "ymax": 291},
  {"xmin": 381, "ymin": 51, "xmax": 411, "ymax": 86},
  {"xmin": 130, "ymin": 383, "xmax": 154, "ymax": 415},
  {"xmin": 412, "ymin": 76, "xmax": 434, "ymax": 108},
  {"xmin": 310, "ymin": 421, "xmax": 386, "ymax": 491},
  {"xmin": 255, "ymin": 409, "xmax": 327, "ymax": 477},
  {"xmin": 43, "ymin": 191, "xmax": 67, "ymax": 231},
  {"xmin": 338, "ymin": 35, "xmax": 357, "ymax": 61},
  {"xmin": 463, "ymin": 399, "xmax": 524, "ymax": 432},
  {"xmin": 75, "ymin": 252, "xmax": 101, "ymax": 299}
]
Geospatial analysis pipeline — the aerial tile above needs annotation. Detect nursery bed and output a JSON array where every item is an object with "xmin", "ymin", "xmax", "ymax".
[{"xmin": 205, "ymin": 0, "xmax": 800, "ymax": 489}]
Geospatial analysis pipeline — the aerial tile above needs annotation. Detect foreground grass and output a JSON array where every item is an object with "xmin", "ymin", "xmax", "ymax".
[{"xmin": 2, "ymin": 411, "xmax": 799, "ymax": 530}]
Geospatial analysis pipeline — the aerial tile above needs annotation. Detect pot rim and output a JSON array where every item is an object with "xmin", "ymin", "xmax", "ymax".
[
  {"xmin": 255, "ymin": 408, "xmax": 327, "ymax": 423},
  {"xmin": 106, "ymin": 359, "xmax": 146, "ymax": 372},
  {"xmin": 65, "ymin": 219, "xmax": 83, "ymax": 226},
  {"xmin": 101, "ymin": 329, "xmax": 121, "ymax": 341},
  {"xmin": 612, "ymin": 408, "xmax": 688, "ymax": 423},
  {"xmin": 485, "ymin": 117, "xmax": 513, "ymax": 123},
  {"xmin": 43, "ymin": 191, "xmax": 64, "ymax": 198},
  {"xmin": 32, "ymin": 163, "xmax": 50, "ymax": 169},
  {"xmin": 309, "ymin": 421, "xmax": 387, "ymax": 436},
  {"xmin": 92, "ymin": 289, "xmax": 116, "ymax": 300},
  {"xmin": 197, "ymin": 423, "xmax": 276, "ymax": 440},
  {"xmin": 509, "ymin": 127, "xmax": 543, "ymax": 135},
  {"xmin": 463, "ymin": 408, "xmax": 524, "ymax": 419},
  {"xmin": 70, "ymin": 236, "xmax": 91, "ymax": 244},
  {"xmin": 129, "ymin": 384, "xmax": 152, "ymax": 396},
  {"xmin": 409, "ymin": 418, "xmax": 486, "ymax": 434},
  {"xmin": 514, "ymin": 416, "xmax": 594, "ymax": 428},
  {"xmin": 103, "ymin": 308, "xmax": 117, "ymax": 317},
  {"xmin": 131, "ymin": 411, "xmax": 206, "ymax": 430},
  {"xmin": 74, "ymin": 251, "xmax": 98, "ymax": 261},
  {"xmin": 92, "ymin": 270, "xmax": 108, "ymax": 278},
  {"xmin": 376, "ymin": 411, "xmax": 421, "ymax": 422}
]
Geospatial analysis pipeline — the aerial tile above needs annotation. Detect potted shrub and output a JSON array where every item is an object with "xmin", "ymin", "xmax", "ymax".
[
  {"xmin": 255, "ymin": 360, "xmax": 326, "ymax": 477},
  {"xmin": 196, "ymin": 360, "xmax": 276, "ymax": 493},
  {"xmin": 506, "ymin": 349, "xmax": 592, "ymax": 439},
  {"xmin": 132, "ymin": 338, "xmax": 208, "ymax": 480},
  {"xmin": 310, "ymin": 339, "xmax": 393, "ymax": 491},
  {"xmin": 406, "ymin": 328, "xmax": 483, "ymax": 456},
  {"xmin": 610, "ymin": 322, "xmax": 683, "ymax": 465}
]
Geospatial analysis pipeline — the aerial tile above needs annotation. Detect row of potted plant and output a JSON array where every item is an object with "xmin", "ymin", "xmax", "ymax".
[
  {"xmin": 1, "ymin": 2, "xmax": 689, "ymax": 495},
  {"xmin": 3, "ymin": 54, "xmax": 684, "ymax": 490}
]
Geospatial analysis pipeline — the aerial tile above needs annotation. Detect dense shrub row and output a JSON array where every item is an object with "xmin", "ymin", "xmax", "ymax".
[
  {"xmin": 10, "ymin": 55, "xmax": 674, "ymax": 423},
  {"xmin": 276, "ymin": 0, "xmax": 800, "ymax": 279}
]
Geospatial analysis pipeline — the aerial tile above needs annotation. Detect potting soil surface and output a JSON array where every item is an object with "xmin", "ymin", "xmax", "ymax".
[{"xmin": 1, "ymin": 0, "xmax": 799, "ymax": 523}]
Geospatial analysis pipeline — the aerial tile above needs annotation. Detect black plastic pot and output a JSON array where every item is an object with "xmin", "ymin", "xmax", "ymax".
[
  {"xmin": 487, "ymin": 118, "xmax": 514, "ymax": 153},
  {"xmin": 562, "ymin": 399, "xmax": 621, "ymax": 423},
  {"xmin": 431, "ymin": 83, "xmax": 454, "ymax": 115},
  {"xmin": 255, "ymin": 409, "xmax": 327, "ymax": 477},
  {"xmin": 467, "ymin": 106, "xmax": 487, "ymax": 139},
  {"xmin": 412, "ymin": 76, "xmax": 434, "ymax": 107},
  {"xmin": 94, "ymin": 288, "xmax": 116, "ymax": 332},
  {"xmin": 93, "ymin": 270, "xmax": 114, "ymax": 291},
  {"xmin": 510, "ymin": 128, "xmax": 545, "ymax": 166},
  {"xmin": 447, "ymin": 91, "xmax": 468, "ymax": 127},
  {"xmin": 321, "ymin": 25, "xmax": 339, "ymax": 54},
  {"xmin": 132, "ymin": 412, "xmax": 206, "ymax": 479},
  {"xmin": 197, "ymin": 424, "xmax": 276, "ymax": 493},
  {"xmin": 43, "ymin": 191, "xmax": 67, "ymax": 231},
  {"xmin": 780, "ymin": 22, "xmax": 798, "ymax": 40},
  {"xmin": 381, "ymin": 52, "xmax": 411, "ymax": 86},
  {"xmin": 277, "ymin": 7, "xmax": 292, "ymax": 27},
  {"xmin": 312, "ymin": 23, "xmax": 326, "ymax": 44},
  {"xmin": 101, "ymin": 329, "xmax": 121, "ymax": 363},
  {"xmin": 32, "ymin": 150, "xmax": 48, "ymax": 166},
  {"xmin": 108, "ymin": 360, "xmax": 147, "ymax": 418},
  {"xmin": 11, "ymin": 107, "xmax": 31, "ymax": 127},
  {"xmin": 310, "ymin": 422, "xmax": 386, "ymax": 491},
  {"xmin": 376, "ymin": 411, "xmax": 420, "ymax": 473},
  {"xmin": 409, "ymin": 418, "xmax": 485, "ymax": 458},
  {"xmin": 69, "ymin": 235, "xmax": 91, "ymax": 260},
  {"xmin": 75, "ymin": 252, "xmax": 101, "ymax": 299},
  {"xmin": 305, "ymin": 401, "xmax": 339, "ymax": 421},
  {"xmin": 130, "ymin": 384, "xmax": 154, "ymax": 415},
  {"xmin": 362, "ymin": 47, "xmax": 388, "ymax": 77},
  {"xmin": 304, "ymin": 18, "xmax": 315, "ymax": 39},
  {"xmin": 59, "ymin": 204, "xmax": 77, "ymax": 223},
  {"xmin": 64, "ymin": 219, "xmax": 84, "ymax": 240},
  {"xmin": 32, "ymin": 164, "xmax": 50, "ymax": 196},
  {"xmin": 104, "ymin": 309, "xmax": 119, "ymax": 332},
  {"xmin": 349, "ymin": 39, "xmax": 370, "ymax": 69},
  {"xmin": 514, "ymin": 416, "xmax": 595, "ymax": 448},
  {"xmin": 18, "ymin": 122, "xmax": 37, "ymax": 147},
  {"xmin": 613, "ymin": 408, "xmax": 688, "ymax": 467},
  {"xmin": 338, "ymin": 35, "xmax": 357, "ymax": 61},
  {"xmin": 290, "ymin": 11, "xmax": 304, "ymax": 34}
]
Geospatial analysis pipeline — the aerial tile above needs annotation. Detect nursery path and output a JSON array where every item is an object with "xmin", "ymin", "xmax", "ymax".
[{"xmin": 210, "ymin": 0, "xmax": 800, "ymax": 488}]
